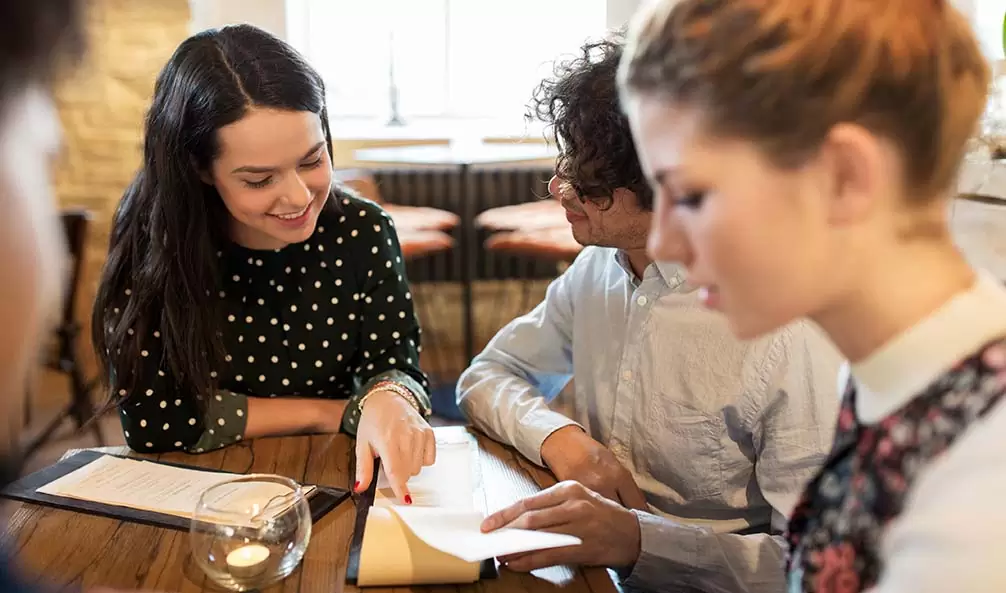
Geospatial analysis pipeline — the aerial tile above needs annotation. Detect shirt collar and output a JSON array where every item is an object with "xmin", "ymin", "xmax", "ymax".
[
  {"xmin": 852, "ymin": 270, "xmax": 1006, "ymax": 423},
  {"xmin": 613, "ymin": 250, "xmax": 686, "ymax": 288}
]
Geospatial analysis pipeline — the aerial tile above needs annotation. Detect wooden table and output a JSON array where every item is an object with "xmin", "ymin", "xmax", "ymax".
[{"xmin": 4, "ymin": 432, "xmax": 618, "ymax": 593}]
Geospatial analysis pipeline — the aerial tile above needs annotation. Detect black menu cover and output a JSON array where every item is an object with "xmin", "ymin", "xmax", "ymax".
[{"xmin": 0, "ymin": 450, "xmax": 350, "ymax": 531}]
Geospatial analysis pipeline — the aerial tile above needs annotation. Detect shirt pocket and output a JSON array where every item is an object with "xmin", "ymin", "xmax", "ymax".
[{"xmin": 638, "ymin": 397, "xmax": 726, "ymax": 501}]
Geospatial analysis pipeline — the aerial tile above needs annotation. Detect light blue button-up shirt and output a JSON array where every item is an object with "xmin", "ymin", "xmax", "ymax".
[{"xmin": 457, "ymin": 246, "xmax": 842, "ymax": 592}]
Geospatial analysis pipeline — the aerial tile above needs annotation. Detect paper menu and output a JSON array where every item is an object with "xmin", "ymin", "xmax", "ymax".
[
  {"xmin": 357, "ymin": 505, "xmax": 483, "ymax": 586},
  {"xmin": 386, "ymin": 504, "xmax": 581, "ymax": 564},
  {"xmin": 36, "ymin": 454, "xmax": 313, "ymax": 521},
  {"xmin": 356, "ymin": 427, "xmax": 580, "ymax": 585},
  {"xmin": 374, "ymin": 435, "xmax": 475, "ymax": 509}
]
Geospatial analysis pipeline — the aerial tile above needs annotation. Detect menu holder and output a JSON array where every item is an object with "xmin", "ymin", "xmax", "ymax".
[{"xmin": 0, "ymin": 450, "xmax": 350, "ymax": 531}]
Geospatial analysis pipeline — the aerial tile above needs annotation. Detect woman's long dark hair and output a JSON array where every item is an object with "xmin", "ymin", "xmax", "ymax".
[{"xmin": 92, "ymin": 24, "xmax": 336, "ymax": 407}]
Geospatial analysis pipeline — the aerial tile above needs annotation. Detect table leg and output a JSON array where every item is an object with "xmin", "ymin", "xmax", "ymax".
[{"xmin": 459, "ymin": 163, "xmax": 475, "ymax": 363}]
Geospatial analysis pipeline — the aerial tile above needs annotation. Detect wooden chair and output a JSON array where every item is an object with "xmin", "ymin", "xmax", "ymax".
[
  {"xmin": 478, "ymin": 198, "xmax": 582, "ymax": 321},
  {"xmin": 333, "ymin": 168, "xmax": 460, "ymax": 232},
  {"xmin": 22, "ymin": 208, "xmax": 104, "ymax": 457},
  {"xmin": 474, "ymin": 198, "xmax": 567, "ymax": 232},
  {"xmin": 332, "ymin": 167, "xmax": 455, "ymax": 262},
  {"xmin": 484, "ymin": 225, "xmax": 582, "ymax": 262},
  {"xmin": 396, "ymin": 228, "xmax": 455, "ymax": 260},
  {"xmin": 332, "ymin": 169, "xmax": 456, "ymax": 395}
]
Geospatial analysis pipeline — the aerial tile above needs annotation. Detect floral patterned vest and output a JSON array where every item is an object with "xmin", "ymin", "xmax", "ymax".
[{"xmin": 785, "ymin": 338, "xmax": 1006, "ymax": 593}]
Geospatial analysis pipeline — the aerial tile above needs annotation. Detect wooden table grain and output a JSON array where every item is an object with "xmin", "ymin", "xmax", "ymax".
[{"xmin": 4, "ymin": 432, "xmax": 618, "ymax": 593}]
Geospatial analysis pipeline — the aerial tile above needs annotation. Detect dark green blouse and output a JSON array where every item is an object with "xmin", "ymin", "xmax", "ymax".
[{"xmin": 116, "ymin": 191, "xmax": 431, "ymax": 453}]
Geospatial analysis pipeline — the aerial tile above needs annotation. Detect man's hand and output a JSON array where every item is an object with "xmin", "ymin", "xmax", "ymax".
[
  {"xmin": 481, "ymin": 481, "xmax": 641, "ymax": 572},
  {"xmin": 539, "ymin": 425, "xmax": 648, "ymax": 510}
]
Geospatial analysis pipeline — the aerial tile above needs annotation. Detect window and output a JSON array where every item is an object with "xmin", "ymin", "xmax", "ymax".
[
  {"xmin": 971, "ymin": 0, "xmax": 1006, "ymax": 61},
  {"xmin": 290, "ymin": 0, "xmax": 607, "ymax": 128}
]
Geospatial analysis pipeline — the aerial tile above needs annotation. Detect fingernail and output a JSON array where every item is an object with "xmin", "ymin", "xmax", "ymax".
[
  {"xmin": 404, "ymin": 494, "xmax": 413, "ymax": 505},
  {"xmin": 353, "ymin": 481, "xmax": 360, "ymax": 492}
]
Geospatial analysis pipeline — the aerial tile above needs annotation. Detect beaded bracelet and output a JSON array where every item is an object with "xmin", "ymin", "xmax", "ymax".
[{"xmin": 358, "ymin": 380, "xmax": 431, "ymax": 418}]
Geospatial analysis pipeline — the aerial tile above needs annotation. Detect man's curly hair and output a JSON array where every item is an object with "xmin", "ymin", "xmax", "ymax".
[{"xmin": 529, "ymin": 34, "xmax": 653, "ymax": 211}]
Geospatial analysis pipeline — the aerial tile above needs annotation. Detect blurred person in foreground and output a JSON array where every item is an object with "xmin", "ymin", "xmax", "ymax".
[
  {"xmin": 463, "ymin": 35, "xmax": 843, "ymax": 593},
  {"xmin": 0, "ymin": 2, "xmax": 155, "ymax": 592},
  {"xmin": 620, "ymin": 0, "xmax": 1005, "ymax": 591}
]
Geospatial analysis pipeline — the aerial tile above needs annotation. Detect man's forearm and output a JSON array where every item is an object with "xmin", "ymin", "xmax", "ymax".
[
  {"xmin": 457, "ymin": 361, "xmax": 579, "ymax": 465},
  {"xmin": 623, "ymin": 511, "xmax": 787, "ymax": 593},
  {"xmin": 456, "ymin": 270, "xmax": 579, "ymax": 465}
]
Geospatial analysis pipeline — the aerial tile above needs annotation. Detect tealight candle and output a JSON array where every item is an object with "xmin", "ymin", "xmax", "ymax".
[{"xmin": 226, "ymin": 544, "xmax": 270, "ymax": 578}]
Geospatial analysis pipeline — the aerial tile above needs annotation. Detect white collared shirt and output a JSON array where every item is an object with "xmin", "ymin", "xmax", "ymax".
[
  {"xmin": 848, "ymin": 271, "xmax": 1006, "ymax": 593},
  {"xmin": 458, "ymin": 246, "xmax": 843, "ymax": 592}
]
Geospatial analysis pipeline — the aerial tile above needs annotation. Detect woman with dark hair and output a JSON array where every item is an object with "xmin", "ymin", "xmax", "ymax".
[{"xmin": 92, "ymin": 24, "xmax": 432, "ymax": 502}]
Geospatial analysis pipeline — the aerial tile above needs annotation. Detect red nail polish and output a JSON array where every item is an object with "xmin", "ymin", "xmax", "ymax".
[
  {"xmin": 405, "ymin": 494, "xmax": 413, "ymax": 505},
  {"xmin": 354, "ymin": 481, "xmax": 360, "ymax": 492}
]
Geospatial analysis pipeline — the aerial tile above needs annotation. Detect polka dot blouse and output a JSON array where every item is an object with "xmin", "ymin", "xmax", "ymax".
[{"xmin": 116, "ymin": 192, "xmax": 431, "ymax": 453}]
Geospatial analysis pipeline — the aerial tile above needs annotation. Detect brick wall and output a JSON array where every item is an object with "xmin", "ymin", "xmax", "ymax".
[{"xmin": 53, "ymin": 0, "xmax": 190, "ymax": 365}]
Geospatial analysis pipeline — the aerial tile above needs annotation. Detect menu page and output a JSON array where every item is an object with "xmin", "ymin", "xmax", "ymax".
[
  {"xmin": 356, "ymin": 427, "xmax": 580, "ymax": 586},
  {"xmin": 38, "ymin": 455, "xmax": 313, "ymax": 521}
]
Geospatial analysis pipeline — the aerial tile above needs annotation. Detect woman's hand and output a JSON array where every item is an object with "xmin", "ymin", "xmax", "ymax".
[{"xmin": 353, "ymin": 389, "xmax": 435, "ymax": 503}]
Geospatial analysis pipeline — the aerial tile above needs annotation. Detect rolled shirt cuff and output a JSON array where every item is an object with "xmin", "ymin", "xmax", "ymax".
[
  {"xmin": 517, "ymin": 410, "xmax": 584, "ymax": 467},
  {"xmin": 187, "ymin": 389, "xmax": 248, "ymax": 453}
]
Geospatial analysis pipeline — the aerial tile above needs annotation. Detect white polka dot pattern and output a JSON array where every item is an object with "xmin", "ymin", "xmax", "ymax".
[{"xmin": 112, "ymin": 193, "xmax": 429, "ymax": 453}]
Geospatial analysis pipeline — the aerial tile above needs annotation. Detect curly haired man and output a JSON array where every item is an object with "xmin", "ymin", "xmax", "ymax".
[{"xmin": 457, "ymin": 34, "xmax": 843, "ymax": 593}]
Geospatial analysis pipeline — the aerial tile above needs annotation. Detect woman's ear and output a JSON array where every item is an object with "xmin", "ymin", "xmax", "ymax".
[{"xmin": 819, "ymin": 123, "xmax": 885, "ymax": 227}]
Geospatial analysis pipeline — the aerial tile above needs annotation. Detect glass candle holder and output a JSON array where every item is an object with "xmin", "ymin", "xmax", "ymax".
[{"xmin": 189, "ymin": 474, "xmax": 311, "ymax": 592}]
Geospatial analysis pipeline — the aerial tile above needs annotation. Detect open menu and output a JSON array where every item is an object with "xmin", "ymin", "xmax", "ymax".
[
  {"xmin": 349, "ymin": 427, "xmax": 580, "ymax": 587},
  {"xmin": 0, "ymin": 451, "xmax": 348, "ymax": 531},
  {"xmin": 35, "ymin": 455, "xmax": 315, "ymax": 521}
]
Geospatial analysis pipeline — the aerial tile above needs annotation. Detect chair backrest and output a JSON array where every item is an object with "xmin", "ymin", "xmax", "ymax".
[
  {"xmin": 59, "ymin": 208, "xmax": 92, "ymax": 327},
  {"xmin": 332, "ymin": 168, "xmax": 384, "ymax": 204}
]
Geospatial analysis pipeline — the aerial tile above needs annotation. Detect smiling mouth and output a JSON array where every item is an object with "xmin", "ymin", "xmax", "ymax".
[{"xmin": 269, "ymin": 200, "xmax": 312, "ymax": 220}]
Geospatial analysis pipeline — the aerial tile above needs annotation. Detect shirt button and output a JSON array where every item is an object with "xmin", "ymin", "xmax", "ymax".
[
  {"xmin": 636, "ymin": 295, "xmax": 648, "ymax": 307},
  {"xmin": 622, "ymin": 370, "xmax": 632, "ymax": 381}
]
